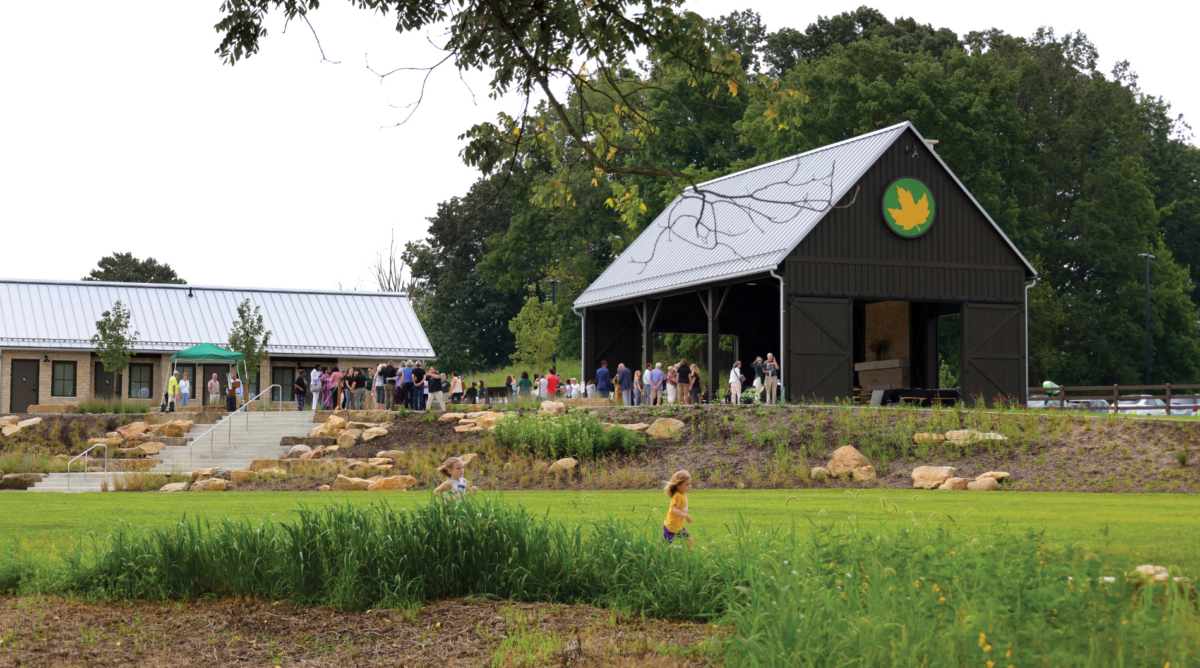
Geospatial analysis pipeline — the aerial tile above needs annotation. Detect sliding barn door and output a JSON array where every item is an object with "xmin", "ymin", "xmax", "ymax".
[
  {"xmin": 961, "ymin": 303, "xmax": 1024, "ymax": 406},
  {"xmin": 788, "ymin": 297, "xmax": 852, "ymax": 403}
]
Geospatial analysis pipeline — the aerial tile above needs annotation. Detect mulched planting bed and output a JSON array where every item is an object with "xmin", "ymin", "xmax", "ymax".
[{"xmin": 0, "ymin": 595, "xmax": 714, "ymax": 666}]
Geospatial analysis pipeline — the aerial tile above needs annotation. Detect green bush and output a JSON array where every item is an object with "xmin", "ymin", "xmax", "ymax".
[{"xmin": 492, "ymin": 410, "xmax": 641, "ymax": 459}]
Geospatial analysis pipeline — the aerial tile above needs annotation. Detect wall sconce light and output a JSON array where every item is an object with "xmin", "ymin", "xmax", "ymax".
[{"xmin": 42, "ymin": 355, "xmax": 50, "ymax": 363}]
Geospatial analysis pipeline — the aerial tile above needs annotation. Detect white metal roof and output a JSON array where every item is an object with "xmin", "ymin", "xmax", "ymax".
[
  {"xmin": 575, "ymin": 122, "xmax": 1035, "ymax": 308},
  {"xmin": 0, "ymin": 279, "xmax": 435, "ymax": 359}
]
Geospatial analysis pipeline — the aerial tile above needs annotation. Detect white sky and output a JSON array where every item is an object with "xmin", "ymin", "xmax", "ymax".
[{"xmin": 2, "ymin": 1, "xmax": 1195, "ymax": 292}]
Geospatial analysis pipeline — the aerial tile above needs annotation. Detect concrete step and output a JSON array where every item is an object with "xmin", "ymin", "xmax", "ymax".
[{"xmin": 28, "ymin": 472, "xmax": 115, "ymax": 493}]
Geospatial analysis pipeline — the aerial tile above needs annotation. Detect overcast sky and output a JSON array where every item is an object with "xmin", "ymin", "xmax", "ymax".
[{"xmin": 2, "ymin": 1, "xmax": 1195, "ymax": 292}]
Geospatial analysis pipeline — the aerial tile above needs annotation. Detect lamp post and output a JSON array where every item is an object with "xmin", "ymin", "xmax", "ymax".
[
  {"xmin": 549, "ymin": 279, "xmax": 560, "ymax": 370},
  {"xmin": 1138, "ymin": 252, "xmax": 1155, "ymax": 384}
]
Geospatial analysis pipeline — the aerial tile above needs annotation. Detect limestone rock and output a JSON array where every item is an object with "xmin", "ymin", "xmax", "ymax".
[
  {"xmin": 852, "ymin": 465, "xmax": 877, "ymax": 482},
  {"xmin": 230, "ymin": 470, "xmax": 255, "ymax": 486},
  {"xmin": 336, "ymin": 429, "xmax": 364, "ymax": 449},
  {"xmin": 457, "ymin": 419, "xmax": 476, "ymax": 426},
  {"xmin": 86, "ymin": 436, "xmax": 123, "ymax": 449},
  {"xmin": 258, "ymin": 467, "xmax": 288, "ymax": 477},
  {"xmin": 548, "ymin": 457, "xmax": 578, "ymax": 475},
  {"xmin": 318, "ymin": 485, "xmax": 331, "ymax": 491},
  {"xmin": 1134, "ymin": 565, "xmax": 1171, "ymax": 582},
  {"xmin": 191, "ymin": 478, "xmax": 227, "ymax": 492},
  {"xmin": 368, "ymin": 475, "xmax": 418, "ymax": 491},
  {"xmin": 299, "ymin": 446, "xmax": 326, "ymax": 460},
  {"xmin": 212, "ymin": 469, "xmax": 232, "ymax": 481},
  {"xmin": 470, "ymin": 426, "xmax": 486, "ymax": 433},
  {"xmin": 16, "ymin": 418, "xmax": 42, "ymax": 429},
  {"xmin": 287, "ymin": 444, "xmax": 312, "ymax": 458},
  {"xmin": 1, "ymin": 425, "xmax": 20, "ymax": 438},
  {"xmin": 375, "ymin": 450, "xmax": 405, "ymax": 460},
  {"xmin": 368, "ymin": 458, "xmax": 394, "ymax": 466},
  {"xmin": 347, "ymin": 410, "xmax": 394, "ymax": 423},
  {"xmin": 966, "ymin": 477, "xmax": 999, "ymax": 491},
  {"xmin": 438, "ymin": 413, "xmax": 466, "ymax": 423},
  {"xmin": 538, "ymin": 401, "xmax": 567, "ymax": 417},
  {"xmin": 0, "ymin": 416, "xmax": 18, "ymax": 427},
  {"xmin": 453, "ymin": 424, "xmax": 475, "ymax": 433},
  {"xmin": 621, "ymin": 423, "xmax": 651, "ymax": 433},
  {"xmin": 911, "ymin": 466, "xmax": 957, "ymax": 490},
  {"xmin": 459, "ymin": 453, "xmax": 478, "ymax": 468},
  {"xmin": 809, "ymin": 467, "xmax": 831, "ymax": 481},
  {"xmin": 346, "ymin": 422, "xmax": 381, "ymax": 430},
  {"xmin": 159, "ymin": 482, "xmax": 189, "ymax": 492},
  {"xmin": 159, "ymin": 420, "xmax": 195, "ymax": 438},
  {"xmin": 938, "ymin": 477, "xmax": 969, "ymax": 491},
  {"xmin": 331, "ymin": 474, "xmax": 370, "ymax": 491},
  {"xmin": 375, "ymin": 464, "xmax": 394, "ymax": 470},
  {"xmin": 325, "ymin": 445, "xmax": 340, "ymax": 455},
  {"xmin": 309, "ymin": 415, "xmax": 348, "ymax": 438},
  {"xmin": 473, "ymin": 412, "xmax": 506, "ymax": 429},
  {"xmin": 912, "ymin": 432, "xmax": 946, "ymax": 444},
  {"xmin": 646, "ymin": 418, "xmax": 685, "ymax": 439},
  {"xmin": 191, "ymin": 467, "xmax": 221, "ymax": 482},
  {"xmin": 827, "ymin": 446, "xmax": 870, "ymax": 476},
  {"xmin": 945, "ymin": 429, "xmax": 1007, "ymax": 446},
  {"xmin": 116, "ymin": 422, "xmax": 152, "ymax": 439},
  {"xmin": 362, "ymin": 427, "xmax": 389, "ymax": 442},
  {"xmin": 465, "ymin": 411, "xmax": 490, "ymax": 419},
  {"xmin": 133, "ymin": 442, "xmax": 166, "ymax": 456},
  {"xmin": 0, "ymin": 473, "xmax": 45, "ymax": 490},
  {"xmin": 976, "ymin": 471, "xmax": 1011, "ymax": 483},
  {"xmin": 105, "ymin": 431, "xmax": 122, "ymax": 439}
]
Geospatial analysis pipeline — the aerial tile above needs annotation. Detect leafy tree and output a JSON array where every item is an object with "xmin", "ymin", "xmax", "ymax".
[
  {"xmin": 508, "ymin": 293, "xmax": 561, "ymax": 375},
  {"xmin": 717, "ymin": 10, "xmax": 768, "ymax": 75},
  {"xmin": 227, "ymin": 299, "xmax": 272, "ymax": 390},
  {"xmin": 83, "ymin": 253, "xmax": 186, "ymax": 284},
  {"xmin": 90, "ymin": 300, "xmax": 139, "ymax": 375}
]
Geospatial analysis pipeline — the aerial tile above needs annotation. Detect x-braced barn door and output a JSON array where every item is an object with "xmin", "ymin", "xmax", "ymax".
[
  {"xmin": 788, "ymin": 297, "xmax": 852, "ymax": 403},
  {"xmin": 961, "ymin": 303, "xmax": 1024, "ymax": 407}
]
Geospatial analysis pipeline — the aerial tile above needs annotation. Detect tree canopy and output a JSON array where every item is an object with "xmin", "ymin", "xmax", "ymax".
[{"xmin": 83, "ymin": 253, "xmax": 186, "ymax": 284}]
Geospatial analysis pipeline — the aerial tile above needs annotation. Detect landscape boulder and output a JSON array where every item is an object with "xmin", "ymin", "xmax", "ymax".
[
  {"xmin": 368, "ymin": 458, "xmax": 394, "ymax": 466},
  {"xmin": 16, "ymin": 418, "xmax": 42, "ymax": 429},
  {"xmin": 1134, "ymin": 565, "xmax": 1171, "ymax": 582},
  {"xmin": 473, "ymin": 412, "xmax": 506, "ymax": 429},
  {"xmin": 105, "ymin": 432, "xmax": 122, "ymax": 439},
  {"xmin": 459, "ymin": 453, "xmax": 479, "ymax": 468},
  {"xmin": 299, "ymin": 446, "xmax": 326, "ymax": 460},
  {"xmin": 190, "ymin": 467, "xmax": 221, "ymax": 482},
  {"xmin": 346, "ymin": 410, "xmax": 394, "ymax": 423},
  {"xmin": 938, "ymin": 477, "xmax": 969, "ymax": 491},
  {"xmin": 86, "ymin": 436, "xmax": 124, "ymax": 449},
  {"xmin": 0, "ymin": 473, "xmax": 45, "ymax": 490},
  {"xmin": 548, "ymin": 457, "xmax": 578, "ymax": 475},
  {"xmin": 966, "ymin": 477, "xmax": 999, "ymax": 491},
  {"xmin": 852, "ymin": 465, "xmax": 877, "ymax": 482},
  {"xmin": 331, "ymin": 474, "xmax": 371, "ymax": 491},
  {"xmin": 375, "ymin": 450, "xmax": 405, "ymax": 460},
  {"xmin": 346, "ymin": 421, "xmax": 381, "ymax": 430},
  {"xmin": 287, "ymin": 444, "xmax": 312, "ymax": 458},
  {"xmin": 827, "ymin": 446, "xmax": 870, "ymax": 476},
  {"xmin": 912, "ymin": 433, "xmax": 946, "ymax": 444},
  {"xmin": 976, "ymin": 471, "xmax": 1011, "ymax": 483},
  {"xmin": 258, "ymin": 467, "xmax": 288, "ymax": 477},
  {"xmin": 116, "ymin": 422, "xmax": 153, "ymax": 439},
  {"xmin": 318, "ymin": 485, "xmax": 331, "ymax": 491},
  {"xmin": 159, "ymin": 482, "xmax": 189, "ymax": 492},
  {"xmin": 336, "ymin": 429, "xmax": 364, "ymax": 449},
  {"xmin": 438, "ymin": 413, "xmax": 466, "ymax": 423},
  {"xmin": 911, "ymin": 466, "xmax": 957, "ymax": 490},
  {"xmin": 1, "ymin": 425, "xmax": 21, "ymax": 438},
  {"xmin": 309, "ymin": 415, "xmax": 348, "ymax": 438},
  {"xmin": 132, "ymin": 442, "xmax": 166, "ymax": 456},
  {"xmin": 945, "ymin": 430, "xmax": 1007, "ymax": 446},
  {"xmin": 538, "ymin": 401, "xmax": 567, "ymax": 417},
  {"xmin": 362, "ymin": 427, "xmax": 389, "ymax": 442},
  {"xmin": 0, "ymin": 416, "xmax": 18, "ymax": 428},
  {"xmin": 325, "ymin": 445, "xmax": 340, "ymax": 455},
  {"xmin": 159, "ymin": 420, "xmax": 195, "ymax": 438},
  {"xmin": 230, "ymin": 470, "xmax": 255, "ymax": 486},
  {"xmin": 620, "ymin": 423, "xmax": 651, "ymax": 433},
  {"xmin": 809, "ymin": 467, "xmax": 831, "ymax": 481},
  {"xmin": 368, "ymin": 475, "xmax": 418, "ymax": 491},
  {"xmin": 646, "ymin": 418, "xmax": 685, "ymax": 439},
  {"xmin": 453, "ymin": 424, "xmax": 475, "ymax": 433},
  {"xmin": 212, "ymin": 469, "xmax": 233, "ymax": 481},
  {"xmin": 191, "ymin": 478, "xmax": 227, "ymax": 492}
]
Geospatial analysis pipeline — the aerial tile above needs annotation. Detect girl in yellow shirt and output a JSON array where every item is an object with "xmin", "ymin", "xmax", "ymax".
[{"xmin": 662, "ymin": 470, "xmax": 693, "ymax": 547}]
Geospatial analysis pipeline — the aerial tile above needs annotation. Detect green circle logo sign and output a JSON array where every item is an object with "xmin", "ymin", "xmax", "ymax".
[{"xmin": 882, "ymin": 178, "xmax": 935, "ymax": 238}]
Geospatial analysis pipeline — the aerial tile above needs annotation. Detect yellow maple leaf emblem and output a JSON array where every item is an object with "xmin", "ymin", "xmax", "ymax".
[{"xmin": 887, "ymin": 186, "xmax": 931, "ymax": 231}]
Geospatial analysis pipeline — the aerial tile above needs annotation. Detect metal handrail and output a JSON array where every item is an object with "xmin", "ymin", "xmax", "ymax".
[
  {"xmin": 188, "ymin": 384, "xmax": 282, "ymax": 470},
  {"xmin": 66, "ymin": 443, "xmax": 108, "ymax": 491}
]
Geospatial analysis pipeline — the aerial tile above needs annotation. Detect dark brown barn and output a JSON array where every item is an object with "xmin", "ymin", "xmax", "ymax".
[{"xmin": 573, "ymin": 122, "xmax": 1037, "ymax": 406}]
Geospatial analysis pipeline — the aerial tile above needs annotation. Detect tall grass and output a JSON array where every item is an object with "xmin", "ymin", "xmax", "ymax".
[
  {"xmin": 74, "ymin": 397, "xmax": 153, "ymax": 414},
  {"xmin": 492, "ymin": 410, "xmax": 642, "ymax": 459}
]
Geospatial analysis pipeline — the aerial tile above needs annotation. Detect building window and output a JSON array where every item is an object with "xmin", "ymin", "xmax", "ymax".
[
  {"xmin": 129, "ymin": 364, "xmax": 153, "ymax": 399},
  {"xmin": 51, "ymin": 361, "xmax": 77, "ymax": 397}
]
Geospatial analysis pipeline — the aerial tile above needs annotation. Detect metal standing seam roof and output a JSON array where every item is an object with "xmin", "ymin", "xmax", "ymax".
[
  {"xmin": 0, "ymin": 279, "xmax": 435, "ymax": 359},
  {"xmin": 574, "ymin": 122, "xmax": 1035, "ymax": 309}
]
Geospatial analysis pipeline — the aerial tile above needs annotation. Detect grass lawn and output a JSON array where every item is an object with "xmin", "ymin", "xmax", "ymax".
[{"xmin": 4, "ymin": 489, "xmax": 1199, "ymax": 570}]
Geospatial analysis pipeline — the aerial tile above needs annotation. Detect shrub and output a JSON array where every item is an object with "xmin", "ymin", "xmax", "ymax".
[{"xmin": 492, "ymin": 411, "xmax": 641, "ymax": 459}]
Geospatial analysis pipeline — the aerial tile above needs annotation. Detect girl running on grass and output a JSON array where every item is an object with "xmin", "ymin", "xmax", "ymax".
[
  {"xmin": 433, "ymin": 456, "xmax": 478, "ymax": 496},
  {"xmin": 662, "ymin": 470, "xmax": 693, "ymax": 547}
]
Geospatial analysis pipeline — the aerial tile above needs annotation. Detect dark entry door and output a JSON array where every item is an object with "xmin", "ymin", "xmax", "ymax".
[
  {"xmin": 961, "ymin": 303, "xmax": 1024, "ymax": 406},
  {"xmin": 10, "ymin": 360, "xmax": 39, "ymax": 413},
  {"xmin": 273, "ymin": 367, "xmax": 295, "ymax": 402},
  {"xmin": 788, "ymin": 297, "xmax": 853, "ymax": 402},
  {"xmin": 94, "ymin": 363, "xmax": 121, "ymax": 399}
]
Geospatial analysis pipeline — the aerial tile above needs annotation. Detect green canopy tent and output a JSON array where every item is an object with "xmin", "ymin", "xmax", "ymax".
[{"xmin": 161, "ymin": 344, "xmax": 247, "ymax": 410}]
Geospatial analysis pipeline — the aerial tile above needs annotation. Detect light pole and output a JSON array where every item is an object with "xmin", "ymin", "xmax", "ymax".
[
  {"xmin": 1138, "ymin": 252, "xmax": 1155, "ymax": 384},
  {"xmin": 548, "ymin": 279, "xmax": 560, "ymax": 370}
]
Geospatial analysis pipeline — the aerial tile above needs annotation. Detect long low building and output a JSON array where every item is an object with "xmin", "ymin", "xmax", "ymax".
[{"xmin": 0, "ymin": 279, "xmax": 434, "ymax": 412}]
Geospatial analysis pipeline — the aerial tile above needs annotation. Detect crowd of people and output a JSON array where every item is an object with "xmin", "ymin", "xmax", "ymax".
[
  {"xmin": 291, "ymin": 361, "xmax": 469, "ymax": 412},
  {"xmin": 576, "ymin": 353, "xmax": 780, "ymax": 406}
]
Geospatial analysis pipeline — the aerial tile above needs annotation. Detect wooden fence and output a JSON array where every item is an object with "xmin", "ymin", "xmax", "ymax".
[{"xmin": 1026, "ymin": 384, "xmax": 1200, "ymax": 414}]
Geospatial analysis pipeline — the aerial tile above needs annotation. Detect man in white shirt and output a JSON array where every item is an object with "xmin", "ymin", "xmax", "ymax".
[
  {"xmin": 537, "ymin": 374, "xmax": 549, "ymax": 399},
  {"xmin": 310, "ymin": 366, "xmax": 323, "ymax": 410}
]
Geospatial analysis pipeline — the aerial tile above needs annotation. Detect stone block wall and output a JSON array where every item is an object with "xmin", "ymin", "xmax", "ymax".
[{"xmin": 864, "ymin": 301, "xmax": 910, "ymax": 361}]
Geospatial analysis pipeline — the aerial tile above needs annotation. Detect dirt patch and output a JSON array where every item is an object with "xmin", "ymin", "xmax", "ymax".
[{"xmin": 0, "ymin": 595, "xmax": 715, "ymax": 666}]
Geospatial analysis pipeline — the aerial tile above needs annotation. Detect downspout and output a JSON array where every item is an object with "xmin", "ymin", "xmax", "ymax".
[
  {"xmin": 1024, "ymin": 275, "xmax": 1039, "ymax": 404},
  {"xmin": 573, "ymin": 306, "xmax": 585, "ymax": 386},
  {"xmin": 769, "ymin": 268, "xmax": 785, "ymax": 400}
]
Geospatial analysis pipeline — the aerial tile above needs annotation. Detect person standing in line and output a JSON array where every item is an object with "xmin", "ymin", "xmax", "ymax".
[
  {"xmin": 465, "ymin": 381, "xmax": 478, "ymax": 404},
  {"xmin": 166, "ymin": 371, "xmax": 180, "ymax": 413},
  {"xmin": 516, "ymin": 371, "xmax": 533, "ymax": 399},
  {"xmin": 585, "ymin": 378, "xmax": 597, "ymax": 398},
  {"xmin": 412, "ymin": 363, "xmax": 427, "ymax": 411},
  {"xmin": 616, "ymin": 363, "xmax": 634, "ymax": 407},
  {"xmin": 650, "ymin": 362, "xmax": 665, "ymax": 406},
  {"xmin": 227, "ymin": 373, "xmax": 241, "ymax": 411},
  {"xmin": 352, "ymin": 367, "xmax": 368, "ymax": 410},
  {"xmin": 728, "ymin": 361, "xmax": 744, "ymax": 405},
  {"xmin": 365, "ymin": 368, "xmax": 376, "ymax": 409},
  {"xmin": 666, "ymin": 365, "xmax": 678, "ymax": 404},
  {"xmin": 753, "ymin": 356, "xmax": 765, "ymax": 402},
  {"xmin": 633, "ymin": 369, "xmax": 643, "ymax": 406},
  {"xmin": 505, "ymin": 374, "xmax": 517, "ymax": 399},
  {"xmin": 690, "ymin": 363, "xmax": 702, "ymax": 405},
  {"xmin": 545, "ymin": 368, "xmax": 560, "ymax": 399},
  {"xmin": 643, "ymin": 364, "xmax": 653, "ymax": 405},
  {"xmin": 399, "ymin": 360, "xmax": 415, "ymax": 410},
  {"xmin": 536, "ymin": 373, "xmax": 548, "ymax": 399},
  {"xmin": 207, "ymin": 373, "xmax": 221, "ymax": 406},
  {"xmin": 179, "ymin": 373, "xmax": 191, "ymax": 408},
  {"xmin": 310, "ymin": 366, "xmax": 323, "ymax": 411},
  {"xmin": 427, "ymin": 366, "xmax": 446, "ymax": 411},
  {"xmin": 374, "ymin": 364, "xmax": 386, "ymax": 409},
  {"xmin": 764, "ymin": 353, "xmax": 779, "ymax": 406},
  {"xmin": 381, "ymin": 361, "xmax": 397, "ymax": 409},
  {"xmin": 676, "ymin": 359, "xmax": 692, "ymax": 406},
  {"xmin": 450, "ymin": 372, "xmax": 465, "ymax": 404},
  {"xmin": 595, "ymin": 361, "xmax": 612, "ymax": 399},
  {"xmin": 294, "ymin": 370, "xmax": 308, "ymax": 411},
  {"xmin": 323, "ymin": 367, "xmax": 337, "ymax": 409}
]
